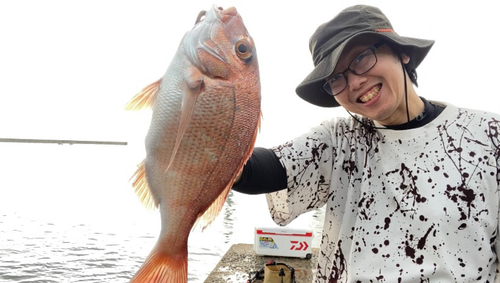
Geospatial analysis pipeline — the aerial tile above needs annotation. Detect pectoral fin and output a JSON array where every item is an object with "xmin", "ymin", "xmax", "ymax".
[{"xmin": 166, "ymin": 69, "xmax": 203, "ymax": 172}]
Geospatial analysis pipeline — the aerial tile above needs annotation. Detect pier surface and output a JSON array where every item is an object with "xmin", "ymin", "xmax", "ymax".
[{"xmin": 205, "ymin": 243, "xmax": 318, "ymax": 283}]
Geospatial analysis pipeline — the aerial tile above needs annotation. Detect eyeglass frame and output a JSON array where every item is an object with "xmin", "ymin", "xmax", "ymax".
[{"xmin": 323, "ymin": 41, "xmax": 385, "ymax": 96}]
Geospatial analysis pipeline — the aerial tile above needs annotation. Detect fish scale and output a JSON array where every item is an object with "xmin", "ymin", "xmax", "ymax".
[{"xmin": 125, "ymin": 5, "xmax": 260, "ymax": 283}]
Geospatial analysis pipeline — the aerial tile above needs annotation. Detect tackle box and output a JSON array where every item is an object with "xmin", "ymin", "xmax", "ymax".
[{"xmin": 254, "ymin": 227, "xmax": 313, "ymax": 259}]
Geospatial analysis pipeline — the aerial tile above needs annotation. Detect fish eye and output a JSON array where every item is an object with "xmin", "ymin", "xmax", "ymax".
[{"xmin": 235, "ymin": 39, "xmax": 252, "ymax": 60}]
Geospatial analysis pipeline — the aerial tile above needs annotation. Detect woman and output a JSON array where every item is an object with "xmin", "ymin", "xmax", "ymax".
[{"xmin": 233, "ymin": 5, "xmax": 500, "ymax": 282}]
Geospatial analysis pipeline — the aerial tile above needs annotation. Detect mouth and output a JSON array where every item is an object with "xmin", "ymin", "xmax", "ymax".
[
  {"xmin": 358, "ymin": 84, "xmax": 381, "ymax": 103},
  {"xmin": 195, "ymin": 6, "xmax": 237, "ymax": 25}
]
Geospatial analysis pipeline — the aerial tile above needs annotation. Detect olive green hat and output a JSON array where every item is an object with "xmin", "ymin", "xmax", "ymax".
[{"xmin": 296, "ymin": 5, "xmax": 435, "ymax": 107}]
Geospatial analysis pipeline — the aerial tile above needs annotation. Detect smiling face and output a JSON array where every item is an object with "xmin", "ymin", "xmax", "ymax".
[{"xmin": 330, "ymin": 36, "xmax": 422, "ymax": 126}]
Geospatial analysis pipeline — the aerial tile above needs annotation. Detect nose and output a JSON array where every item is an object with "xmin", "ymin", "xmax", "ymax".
[{"xmin": 345, "ymin": 70, "xmax": 367, "ymax": 91}]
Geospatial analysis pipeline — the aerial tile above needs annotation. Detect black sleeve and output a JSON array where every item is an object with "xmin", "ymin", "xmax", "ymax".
[{"xmin": 232, "ymin": 147, "xmax": 287, "ymax": 195}]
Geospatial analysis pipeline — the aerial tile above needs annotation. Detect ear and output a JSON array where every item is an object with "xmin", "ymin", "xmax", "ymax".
[{"xmin": 401, "ymin": 53, "xmax": 410, "ymax": 64}]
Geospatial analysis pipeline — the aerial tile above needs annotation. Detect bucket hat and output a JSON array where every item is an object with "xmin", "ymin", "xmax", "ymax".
[{"xmin": 295, "ymin": 5, "xmax": 435, "ymax": 107}]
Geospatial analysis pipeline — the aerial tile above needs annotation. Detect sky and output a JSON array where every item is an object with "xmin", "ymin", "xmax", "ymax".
[{"xmin": 0, "ymin": 0, "xmax": 499, "ymax": 149}]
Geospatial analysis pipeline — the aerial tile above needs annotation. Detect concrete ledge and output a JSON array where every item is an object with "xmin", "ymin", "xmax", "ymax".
[{"xmin": 205, "ymin": 244, "xmax": 319, "ymax": 282}]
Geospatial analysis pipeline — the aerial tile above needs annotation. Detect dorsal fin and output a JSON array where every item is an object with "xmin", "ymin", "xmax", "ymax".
[
  {"xmin": 194, "ymin": 111, "xmax": 262, "ymax": 230},
  {"xmin": 125, "ymin": 79, "xmax": 161, "ymax": 110},
  {"xmin": 193, "ymin": 184, "xmax": 232, "ymax": 231}
]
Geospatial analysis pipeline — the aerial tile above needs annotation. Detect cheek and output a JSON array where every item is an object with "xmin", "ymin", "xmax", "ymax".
[
  {"xmin": 378, "ymin": 63, "xmax": 404, "ymax": 90},
  {"xmin": 390, "ymin": 67, "xmax": 406, "ymax": 92},
  {"xmin": 332, "ymin": 93, "xmax": 351, "ymax": 107}
]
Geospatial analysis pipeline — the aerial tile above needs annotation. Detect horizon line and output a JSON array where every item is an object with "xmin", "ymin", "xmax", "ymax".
[{"xmin": 0, "ymin": 138, "xmax": 127, "ymax": 146}]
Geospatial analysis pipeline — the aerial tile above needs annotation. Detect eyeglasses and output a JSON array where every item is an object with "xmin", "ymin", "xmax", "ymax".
[{"xmin": 323, "ymin": 42, "xmax": 384, "ymax": 96}]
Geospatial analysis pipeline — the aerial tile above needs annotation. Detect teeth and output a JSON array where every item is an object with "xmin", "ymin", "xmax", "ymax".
[{"xmin": 359, "ymin": 85, "xmax": 380, "ymax": 103}]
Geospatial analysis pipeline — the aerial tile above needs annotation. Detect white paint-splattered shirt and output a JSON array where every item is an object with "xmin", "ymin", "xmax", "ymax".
[{"xmin": 266, "ymin": 102, "xmax": 500, "ymax": 282}]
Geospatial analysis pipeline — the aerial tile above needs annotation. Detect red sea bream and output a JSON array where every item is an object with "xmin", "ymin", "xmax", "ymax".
[{"xmin": 126, "ymin": 5, "xmax": 261, "ymax": 282}]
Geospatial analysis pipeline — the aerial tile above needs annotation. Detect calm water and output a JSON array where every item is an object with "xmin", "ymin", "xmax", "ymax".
[{"xmin": 0, "ymin": 143, "xmax": 323, "ymax": 282}]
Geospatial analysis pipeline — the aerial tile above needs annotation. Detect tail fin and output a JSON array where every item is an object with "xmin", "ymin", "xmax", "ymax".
[{"xmin": 130, "ymin": 245, "xmax": 187, "ymax": 283}]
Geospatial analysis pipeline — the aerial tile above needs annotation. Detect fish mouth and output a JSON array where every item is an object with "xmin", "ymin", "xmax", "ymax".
[
  {"xmin": 195, "ymin": 5, "xmax": 238, "ymax": 25},
  {"xmin": 186, "ymin": 5, "xmax": 250, "ymax": 73},
  {"xmin": 218, "ymin": 6, "xmax": 238, "ymax": 21}
]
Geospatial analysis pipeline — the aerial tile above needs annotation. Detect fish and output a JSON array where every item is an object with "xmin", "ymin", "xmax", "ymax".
[{"xmin": 125, "ymin": 5, "xmax": 261, "ymax": 283}]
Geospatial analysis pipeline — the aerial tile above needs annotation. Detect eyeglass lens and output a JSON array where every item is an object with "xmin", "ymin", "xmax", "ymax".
[{"xmin": 323, "ymin": 46, "xmax": 378, "ymax": 96}]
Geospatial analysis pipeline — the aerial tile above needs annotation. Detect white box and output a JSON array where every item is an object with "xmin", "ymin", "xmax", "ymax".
[{"xmin": 254, "ymin": 227, "xmax": 313, "ymax": 259}]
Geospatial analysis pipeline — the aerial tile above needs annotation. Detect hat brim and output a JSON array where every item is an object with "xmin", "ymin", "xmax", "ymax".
[{"xmin": 295, "ymin": 32, "xmax": 435, "ymax": 107}]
